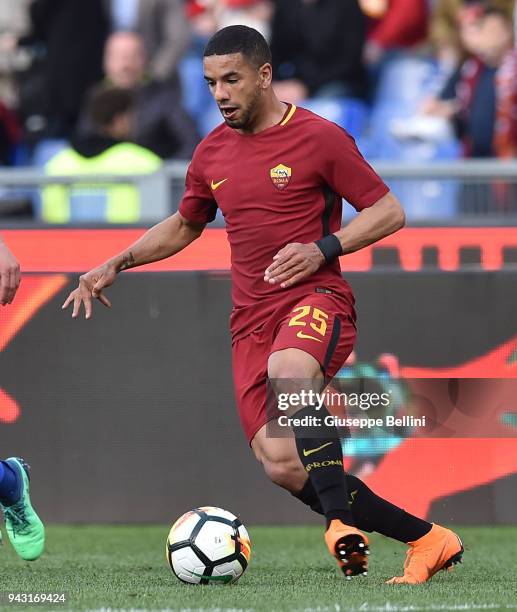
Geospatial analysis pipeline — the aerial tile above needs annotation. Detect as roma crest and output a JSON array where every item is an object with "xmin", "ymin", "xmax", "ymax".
[{"xmin": 270, "ymin": 164, "xmax": 292, "ymax": 190}]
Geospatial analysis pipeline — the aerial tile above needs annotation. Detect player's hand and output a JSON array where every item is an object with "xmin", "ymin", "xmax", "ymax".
[
  {"xmin": 0, "ymin": 241, "xmax": 21, "ymax": 305},
  {"xmin": 62, "ymin": 263, "xmax": 118, "ymax": 319},
  {"xmin": 264, "ymin": 242, "xmax": 324, "ymax": 289}
]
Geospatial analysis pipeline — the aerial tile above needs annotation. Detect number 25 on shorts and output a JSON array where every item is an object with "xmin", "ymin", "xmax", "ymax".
[{"xmin": 288, "ymin": 306, "xmax": 328, "ymax": 342}]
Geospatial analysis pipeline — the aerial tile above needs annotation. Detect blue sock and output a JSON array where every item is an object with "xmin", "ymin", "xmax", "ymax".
[{"xmin": 0, "ymin": 460, "xmax": 21, "ymax": 506}]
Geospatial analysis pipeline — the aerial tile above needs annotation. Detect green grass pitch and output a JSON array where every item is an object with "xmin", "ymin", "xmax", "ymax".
[{"xmin": 1, "ymin": 525, "xmax": 516, "ymax": 611}]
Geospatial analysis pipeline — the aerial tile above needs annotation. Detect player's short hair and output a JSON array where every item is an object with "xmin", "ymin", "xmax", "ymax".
[
  {"xmin": 203, "ymin": 25, "xmax": 272, "ymax": 68},
  {"xmin": 86, "ymin": 85, "xmax": 135, "ymax": 129}
]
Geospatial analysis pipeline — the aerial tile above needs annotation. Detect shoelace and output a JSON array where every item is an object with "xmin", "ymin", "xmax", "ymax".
[{"xmin": 3, "ymin": 502, "xmax": 30, "ymax": 537}]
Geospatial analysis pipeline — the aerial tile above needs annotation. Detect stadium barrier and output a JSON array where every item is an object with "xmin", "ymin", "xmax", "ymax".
[
  {"xmin": 1, "ymin": 257, "xmax": 516, "ymax": 524},
  {"xmin": 3, "ymin": 227, "xmax": 517, "ymax": 273},
  {"xmin": 1, "ymin": 159, "xmax": 517, "ymax": 224}
]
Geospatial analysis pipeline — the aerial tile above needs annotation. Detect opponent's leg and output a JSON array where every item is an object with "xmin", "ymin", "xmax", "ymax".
[
  {"xmin": 267, "ymin": 347, "xmax": 369, "ymax": 578},
  {"xmin": 0, "ymin": 457, "xmax": 45, "ymax": 560}
]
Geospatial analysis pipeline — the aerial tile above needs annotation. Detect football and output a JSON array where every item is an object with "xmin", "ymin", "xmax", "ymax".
[{"xmin": 165, "ymin": 506, "xmax": 251, "ymax": 584}]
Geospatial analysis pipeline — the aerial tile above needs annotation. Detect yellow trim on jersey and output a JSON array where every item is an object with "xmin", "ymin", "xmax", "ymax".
[{"xmin": 280, "ymin": 104, "xmax": 297, "ymax": 126}]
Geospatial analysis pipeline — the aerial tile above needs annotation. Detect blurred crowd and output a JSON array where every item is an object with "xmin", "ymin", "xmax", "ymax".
[{"xmin": 0, "ymin": 0, "xmax": 515, "ymax": 220}]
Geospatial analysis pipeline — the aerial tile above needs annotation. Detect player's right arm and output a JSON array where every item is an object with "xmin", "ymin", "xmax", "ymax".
[
  {"xmin": 0, "ymin": 235, "xmax": 21, "ymax": 305},
  {"xmin": 62, "ymin": 212, "xmax": 205, "ymax": 319}
]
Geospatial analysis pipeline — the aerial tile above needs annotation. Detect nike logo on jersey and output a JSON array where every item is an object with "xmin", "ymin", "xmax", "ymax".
[
  {"xmin": 296, "ymin": 330, "xmax": 323, "ymax": 343},
  {"xmin": 211, "ymin": 178, "xmax": 228, "ymax": 190},
  {"xmin": 303, "ymin": 442, "xmax": 333, "ymax": 457}
]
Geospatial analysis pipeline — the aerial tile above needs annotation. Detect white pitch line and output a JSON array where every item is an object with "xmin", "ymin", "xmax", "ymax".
[
  {"xmin": 83, "ymin": 604, "xmax": 517, "ymax": 612},
  {"xmin": 295, "ymin": 604, "xmax": 517, "ymax": 612}
]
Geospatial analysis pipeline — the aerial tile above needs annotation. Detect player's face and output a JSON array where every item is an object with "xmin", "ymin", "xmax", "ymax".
[{"xmin": 203, "ymin": 53, "xmax": 270, "ymax": 130}]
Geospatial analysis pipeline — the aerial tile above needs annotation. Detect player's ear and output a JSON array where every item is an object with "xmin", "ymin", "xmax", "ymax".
[{"xmin": 258, "ymin": 62, "xmax": 272, "ymax": 89}]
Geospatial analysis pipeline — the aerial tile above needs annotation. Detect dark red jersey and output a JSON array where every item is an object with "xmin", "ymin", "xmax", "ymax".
[{"xmin": 179, "ymin": 104, "xmax": 389, "ymax": 340}]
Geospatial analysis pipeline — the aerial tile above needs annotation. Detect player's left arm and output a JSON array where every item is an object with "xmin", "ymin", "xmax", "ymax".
[
  {"xmin": 264, "ymin": 191, "xmax": 405, "ymax": 288},
  {"xmin": 335, "ymin": 190, "xmax": 405, "ymax": 255}
]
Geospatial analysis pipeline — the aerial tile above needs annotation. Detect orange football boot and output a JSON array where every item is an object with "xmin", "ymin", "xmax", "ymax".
[
  {"xmin": 386, "ymin": 524, "xmax": 464, "ymax": 584},
  {"xmin": 325, "ymin": 520, "xmax": 370, "ymax": 579}
]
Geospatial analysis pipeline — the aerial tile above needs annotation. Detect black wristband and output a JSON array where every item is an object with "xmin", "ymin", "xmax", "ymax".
[{"xmin": 314, "ymin": 234, "xmax": 343, "ymax": 264}]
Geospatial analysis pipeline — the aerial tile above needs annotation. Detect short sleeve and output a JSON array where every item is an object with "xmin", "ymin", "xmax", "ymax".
[
  {"xmin": 319, "ymin": 124, "xmax": 389, "ymax": 212},
  {"xmin": 178, "ymin": 151, "xmax": 218, "ymax": 224}
]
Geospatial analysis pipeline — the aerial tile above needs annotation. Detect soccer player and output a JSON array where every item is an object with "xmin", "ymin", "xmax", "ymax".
[
  {"xmin": 62, "ymin": 26, "xmax": 463, "ymax": 582},
  {"xmin": 0, "ymin": 236, "xmax": 45, "ymax": 561}
]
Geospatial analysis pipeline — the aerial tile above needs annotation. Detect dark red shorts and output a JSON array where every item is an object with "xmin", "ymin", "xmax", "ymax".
[{"xmin": 232, "ymin": 291, "xmax": 356, "ymax": 443}]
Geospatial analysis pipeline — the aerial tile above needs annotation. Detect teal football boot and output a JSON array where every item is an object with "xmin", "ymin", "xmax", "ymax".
[{"xmin": 1, "ymin": 458, "xmax": 45, "ymax": 560}]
